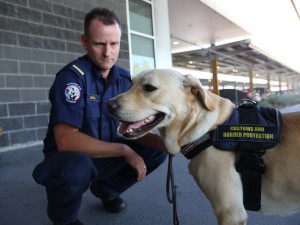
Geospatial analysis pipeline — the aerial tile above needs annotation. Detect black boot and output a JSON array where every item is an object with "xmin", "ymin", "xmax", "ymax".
[{"xmin": 90, "ymin": 183, "xmax": 126, "ymax": 213}]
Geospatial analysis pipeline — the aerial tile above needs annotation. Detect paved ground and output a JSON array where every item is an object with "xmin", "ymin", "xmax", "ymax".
[{"xmin": 1, "ymin": 104, "xmax": 300, "ymax": 225}]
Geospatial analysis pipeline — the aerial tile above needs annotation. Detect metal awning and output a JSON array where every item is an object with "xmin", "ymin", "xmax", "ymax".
[{"xmin": 172, "ymin": 39, "xmax": 300, "ymax": 88}]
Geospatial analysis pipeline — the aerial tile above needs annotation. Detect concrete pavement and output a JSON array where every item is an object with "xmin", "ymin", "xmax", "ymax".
[{"xmin": 1, "ymin": 105, "xmax": 300, "ymax": 225}]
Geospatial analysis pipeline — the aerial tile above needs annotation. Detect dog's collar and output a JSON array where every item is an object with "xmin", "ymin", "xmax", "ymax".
[{"xmin": 180, "ymin": 130, "xmax": 214, "ymax": 159}]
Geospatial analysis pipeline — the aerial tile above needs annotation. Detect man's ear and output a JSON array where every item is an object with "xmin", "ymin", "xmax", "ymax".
[
  {"xmin": 184, "ymin": 74, "xmax": 215, "ymax": 111},
  {"xmin": 81, "ymin": 35, "xmax": 87, "ymax": 50}
]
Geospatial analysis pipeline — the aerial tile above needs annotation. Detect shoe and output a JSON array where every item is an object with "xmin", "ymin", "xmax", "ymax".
[
  {"xmin": 52, "ymin": 220, "xmax": 84, "ymax": 225},
  {"xmin": 101, "ymin": 195, "xmax": 127, "ymax": 213},
  {"xmin": 90, "ymin": 182, "xmax": 127, "ymax": 213},
  {"xmin": 47, "ymin": 206, "xmax": 84, "ymax": 225}
]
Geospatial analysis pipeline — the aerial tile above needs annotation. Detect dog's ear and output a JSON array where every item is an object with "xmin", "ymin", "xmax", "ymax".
[{"xmin": 183, "ymin": 74, "xmax": 215, "ymax": 111}]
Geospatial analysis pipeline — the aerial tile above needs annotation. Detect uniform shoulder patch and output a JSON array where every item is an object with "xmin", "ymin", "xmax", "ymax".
[{"xmin": 64, "ymin": 83, "xmax": 81, "ymax": 103}]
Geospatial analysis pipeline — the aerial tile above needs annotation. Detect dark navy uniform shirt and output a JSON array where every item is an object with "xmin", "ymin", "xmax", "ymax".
[{"xmin": 43, "ymin": 55, "xmax": 131, "ymax": 155}]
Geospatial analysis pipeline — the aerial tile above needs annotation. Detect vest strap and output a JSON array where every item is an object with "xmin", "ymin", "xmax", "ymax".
[
  {"xmin": 235, "ymin": 100, "xmax": 265, "ymax": 211},
  {"xmin": 235, "ymin": 152, "xmax": 265, "ymax": 210}
]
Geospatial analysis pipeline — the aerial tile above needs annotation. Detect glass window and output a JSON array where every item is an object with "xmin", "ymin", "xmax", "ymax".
[
  {"xmin": 128, "ymin": 0, "xmax": 156, "ymax": 75},
  {"xmin": 131, "ymin": 34, "xmax": 155, "ymax": 75},
  {"xmin": 129, "ymin": 0, "xmax": 153, "ymax": 35}
]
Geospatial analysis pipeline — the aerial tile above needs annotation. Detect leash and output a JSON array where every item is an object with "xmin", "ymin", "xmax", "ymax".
[{"xmin": 166, "ymin": 154, "xmax": 179, "ymax": 225}]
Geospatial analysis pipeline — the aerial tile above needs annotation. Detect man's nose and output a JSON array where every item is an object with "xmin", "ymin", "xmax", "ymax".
[{"xmin": 103, "ymin": 44, "xmax": 112, "ymax": 56}]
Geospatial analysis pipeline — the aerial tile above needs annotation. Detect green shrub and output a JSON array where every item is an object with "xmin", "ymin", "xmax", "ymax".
[{"xmin": 260, "ymin": 94, "xmax": 300, "ymax": 108}]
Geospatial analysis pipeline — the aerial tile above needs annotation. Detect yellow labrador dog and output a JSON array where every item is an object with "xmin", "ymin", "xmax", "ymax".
[{"xmin": 107, "ymin": 69, "xmax": 300, "ymax": 225}]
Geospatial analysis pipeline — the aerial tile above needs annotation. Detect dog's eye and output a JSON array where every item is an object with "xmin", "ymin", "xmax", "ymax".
[{"xmin": 143, "ymin": 84, "xmax": 157, "ymax": 92}]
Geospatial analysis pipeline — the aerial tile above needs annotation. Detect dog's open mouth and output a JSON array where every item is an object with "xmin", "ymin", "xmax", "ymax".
[{"xmin": 118, "ymin": 113, "xmax": 165, "ymax": 138}]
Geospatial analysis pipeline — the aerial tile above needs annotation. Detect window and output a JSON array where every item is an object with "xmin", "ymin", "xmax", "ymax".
[{"xmin": 128, "ymin": 0, "xmax": 156, "ymax": 76}]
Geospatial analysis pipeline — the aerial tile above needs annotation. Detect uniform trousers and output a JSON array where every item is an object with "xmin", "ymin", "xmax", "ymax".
[{"xmin": 32, "ymin": 138, "xmax": 167, "ymax": 223}]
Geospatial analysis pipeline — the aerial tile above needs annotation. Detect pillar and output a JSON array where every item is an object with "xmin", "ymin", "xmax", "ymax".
[
  {"xmin": 211, "ymin": 58, "xmax": 219, "ymax": 95},
  {"xmin": 248, "ymin": 69, "xmax": 254, "ymax": 96}
]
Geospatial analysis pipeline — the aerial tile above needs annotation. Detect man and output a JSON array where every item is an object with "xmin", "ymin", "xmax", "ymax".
[{"xmin": 33, "ymin": 7, "xmax": 167, "ymax": 225}]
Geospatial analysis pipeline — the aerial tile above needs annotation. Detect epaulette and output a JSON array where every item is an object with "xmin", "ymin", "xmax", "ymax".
[
  {"xmin": 71, "ymin": 64, "xmax": 85, "ymax": 76},
  {"xmin": 69, "ymin": 56, "xmax": 93, "ymax": 77}
]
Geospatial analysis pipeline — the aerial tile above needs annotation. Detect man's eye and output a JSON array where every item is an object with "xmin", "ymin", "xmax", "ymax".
[{"xmin": 143, "ymin": 84, "xmax": 157, "ymax": 92}]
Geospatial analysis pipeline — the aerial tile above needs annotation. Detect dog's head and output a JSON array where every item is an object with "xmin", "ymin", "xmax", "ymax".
[{"xmin": 107, "ymin": 69, "xmax": 226, "ymax": 154}]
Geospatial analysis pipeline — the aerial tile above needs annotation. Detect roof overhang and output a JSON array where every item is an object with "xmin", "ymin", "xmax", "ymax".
[{"xmin": 168, "ymin": 0, "xmax": 300, "ymax": 88}]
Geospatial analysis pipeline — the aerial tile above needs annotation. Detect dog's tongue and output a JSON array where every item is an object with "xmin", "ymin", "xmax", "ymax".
[{"xmin": 119, "ymin": 115, "xmax": 156, "ymax": 134}]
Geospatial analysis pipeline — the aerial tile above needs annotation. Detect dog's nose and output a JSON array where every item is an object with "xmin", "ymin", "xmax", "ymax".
[{"xmin": 106, "ymin": 99, "xmax": 119, "ymax": 114}]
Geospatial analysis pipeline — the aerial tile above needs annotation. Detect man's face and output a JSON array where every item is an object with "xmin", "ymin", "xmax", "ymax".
[{"xmin": 81, "ymin": 19, "xmax": 121, "ymax": 77}]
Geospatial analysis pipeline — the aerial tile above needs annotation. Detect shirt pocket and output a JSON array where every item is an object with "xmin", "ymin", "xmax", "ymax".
[{"xmin": 85, "ymin": 94, "xmax": 100, "ymax": 118}]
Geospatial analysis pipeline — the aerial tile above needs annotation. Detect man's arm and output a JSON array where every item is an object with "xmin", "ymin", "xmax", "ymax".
[{"xmin": 54, "ymin": 122, "xmax": 147, "ymax": 181}]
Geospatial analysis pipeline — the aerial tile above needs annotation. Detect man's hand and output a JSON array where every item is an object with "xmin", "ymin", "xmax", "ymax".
[{"xmin": 122, "ymin": 146, "xmax": 147, "ymax": 182}]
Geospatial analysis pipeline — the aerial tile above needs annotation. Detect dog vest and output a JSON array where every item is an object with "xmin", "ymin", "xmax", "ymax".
[{"xmin": 181, "ymin": 99, "xmax": 282, "ymax": 211}]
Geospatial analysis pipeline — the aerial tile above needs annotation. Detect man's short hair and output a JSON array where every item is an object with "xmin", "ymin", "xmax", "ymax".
[{"xmin": 84, "ymin": 7, "xmax": 121, "ymax": 36}]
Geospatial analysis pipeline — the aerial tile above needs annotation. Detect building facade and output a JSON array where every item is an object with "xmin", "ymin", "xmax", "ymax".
[{"xmin": 0, "ymin": 0, "xmax": 172, "ymax": 151}]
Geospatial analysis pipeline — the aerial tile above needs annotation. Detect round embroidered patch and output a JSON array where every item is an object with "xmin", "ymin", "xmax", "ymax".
[{"xmin": 64, "ymin": 83, "xmax": 81, "ymax": 103}]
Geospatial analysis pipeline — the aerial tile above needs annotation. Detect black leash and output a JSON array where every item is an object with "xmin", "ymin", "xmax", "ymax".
[{"xmin": 166, "ymin": 154, "xmax": 179, "ymax": 225}]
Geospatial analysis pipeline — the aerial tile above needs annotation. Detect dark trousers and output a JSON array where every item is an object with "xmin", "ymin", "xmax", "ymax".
[{"xmin": 32, "ymin": 138, "xmax": 167, "ymax": 223}]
